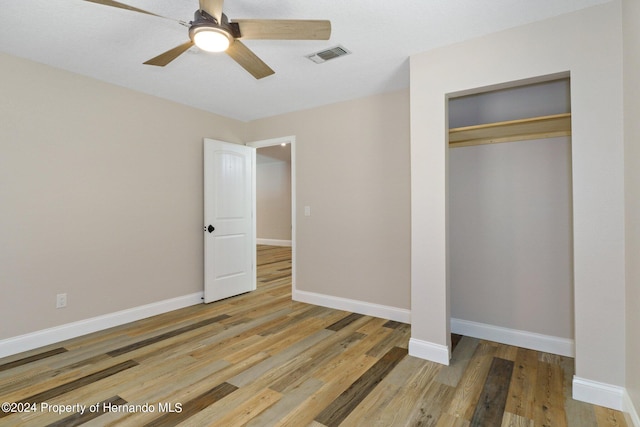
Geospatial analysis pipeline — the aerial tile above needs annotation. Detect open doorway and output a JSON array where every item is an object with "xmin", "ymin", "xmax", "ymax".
[
  {"xmin": 447, "ymin": 77, "xmax": 575, "ymax": 357},
  {"xmin": 246, "ymin": 136, "xmax": 296, "ymax": 293}
]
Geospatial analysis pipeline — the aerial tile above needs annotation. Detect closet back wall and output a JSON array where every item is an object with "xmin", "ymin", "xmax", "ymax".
[
  {"xmin": 256, "ymin": 147, "xmax": 292, "ymax": 243},
  {"xmin": 449, "ymin": 137, "xmax": 573, "ymax": 340}
]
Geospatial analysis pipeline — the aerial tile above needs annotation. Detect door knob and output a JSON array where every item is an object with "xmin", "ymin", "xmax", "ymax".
[{"xmin": 207, "ymin": 225, "xmax": 215, "ymax": 233}]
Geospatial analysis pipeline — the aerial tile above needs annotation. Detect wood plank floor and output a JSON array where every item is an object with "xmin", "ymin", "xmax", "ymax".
[{"xmin": 0, "ymin": 245, "xmax": 629, "ymax": 426}]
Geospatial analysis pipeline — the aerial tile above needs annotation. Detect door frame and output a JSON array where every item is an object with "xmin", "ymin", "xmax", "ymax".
[{"xmin": 246, "ymin": 136, "xmax": 297, "ymax": 294}]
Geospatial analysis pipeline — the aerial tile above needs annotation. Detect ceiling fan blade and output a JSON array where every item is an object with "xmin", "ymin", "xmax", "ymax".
[
  {"xmin": 199, "ymin": 0, "xmax": 224, "ymax": 23},
  {"xmin": 143, "ymin": 41, "xmax": 194, "ymax": 66},
  {"xmin": 226, "ymin": 40, "xmax": 275, "ymax": 79},
  {"xmin": 82, "ymin": 0, "xmax": 162, "ymax": 18},
  {"xmin": 235, "ymin": 19, "xmax": 331, "ymax": 40}
]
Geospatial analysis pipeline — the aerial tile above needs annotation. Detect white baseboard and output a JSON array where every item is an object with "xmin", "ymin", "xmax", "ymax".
[
  {"xmin": 292, "ymin": 289, "xmax": 411, "ymax": 324},
  {"xmin": 451, "ymin": 318, "xmax": 574, "ymax": 357},
  {"xmin": 624, "ymin": 389, "xmax": 640, "ymax": 427},
  {"xmin": 257, "ymin": 238, "xmax": 292, "ymax": 247},
  {"xmin": 408, "ymin": 338, "xmax": 450, "ymax": 365},
  {"xmin": 0, "ymin": 292, "xmax": 203, "ymax": 359},
  {"xmin": 573, "ymin": 376, "xmax": 625, "ymax": 411}
]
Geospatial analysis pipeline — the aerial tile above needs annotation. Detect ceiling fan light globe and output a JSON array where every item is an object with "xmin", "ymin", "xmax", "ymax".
[{"xmin": 193, "ymin": 28, "xmax": 232, "ymax": 52}]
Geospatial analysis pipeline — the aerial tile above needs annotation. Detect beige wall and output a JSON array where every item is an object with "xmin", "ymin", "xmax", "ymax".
[
  {"xmin": 246, "ymin": 91, "xmax": 411, "ymax": 310},
  {"xmin": 411, "ymin": 0, "xmax": 625, "ymax": 389},
  {"xmin": 256, "ymin": 157, "xmax": 292, "ymax": 241},
  {"xmin": 0, "ymin": 51, "xmax": 412, "ymax": 344},
  {"xmin": 623, "ymin": 0, "xmax": 640, "ymax": 418},
  {"xmin": 0, "ymin": 53, "xmax": 244, "ymax": 339}
]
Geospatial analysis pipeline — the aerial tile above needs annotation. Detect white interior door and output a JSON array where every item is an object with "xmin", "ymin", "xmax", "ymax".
[{"xmin": 204, "ymin": 138, "xmax": 256, "ymax": 303}]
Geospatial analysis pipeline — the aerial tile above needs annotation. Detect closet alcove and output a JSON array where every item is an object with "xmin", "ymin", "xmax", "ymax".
[{"xmin": 447, "ymin": 78, "xmax": 575, "ymax": 355}]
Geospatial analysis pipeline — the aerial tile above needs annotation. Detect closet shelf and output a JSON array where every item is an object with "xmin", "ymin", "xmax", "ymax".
[{"xmin": 448, "ymin": 112, "xmax": 572, "ymax": 147}]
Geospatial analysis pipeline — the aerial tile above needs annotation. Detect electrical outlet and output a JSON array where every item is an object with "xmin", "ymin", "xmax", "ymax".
[{"xmin": 56, "ymin": 293, "xmax": 67, "ymax": 309}]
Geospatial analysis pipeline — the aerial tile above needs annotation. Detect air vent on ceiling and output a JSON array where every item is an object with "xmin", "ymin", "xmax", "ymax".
[{"xmin": 306, "ymin": 45, "xmax": 351, "ymax": 64}]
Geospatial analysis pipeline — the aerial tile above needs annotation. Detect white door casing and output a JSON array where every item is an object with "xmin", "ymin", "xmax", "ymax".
[{"xmin": 203, "ymin": 138, "xmax": 256, "ymax": 303}]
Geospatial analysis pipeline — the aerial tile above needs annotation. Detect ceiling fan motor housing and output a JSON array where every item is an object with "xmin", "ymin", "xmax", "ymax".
[{"xmin": 188, "ymin": 10, "xmax": 240, "ymax": 42}]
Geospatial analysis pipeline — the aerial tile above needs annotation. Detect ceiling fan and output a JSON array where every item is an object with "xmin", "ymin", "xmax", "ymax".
[{"xmin": 82, "ymin": 0, "xmax": 331, "ymax": 79}]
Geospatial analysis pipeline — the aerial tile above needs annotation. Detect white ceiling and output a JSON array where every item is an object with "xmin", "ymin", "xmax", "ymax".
[{"xmin": 0, "ymin": 0, "xmax": 610, "ymax": 122}]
